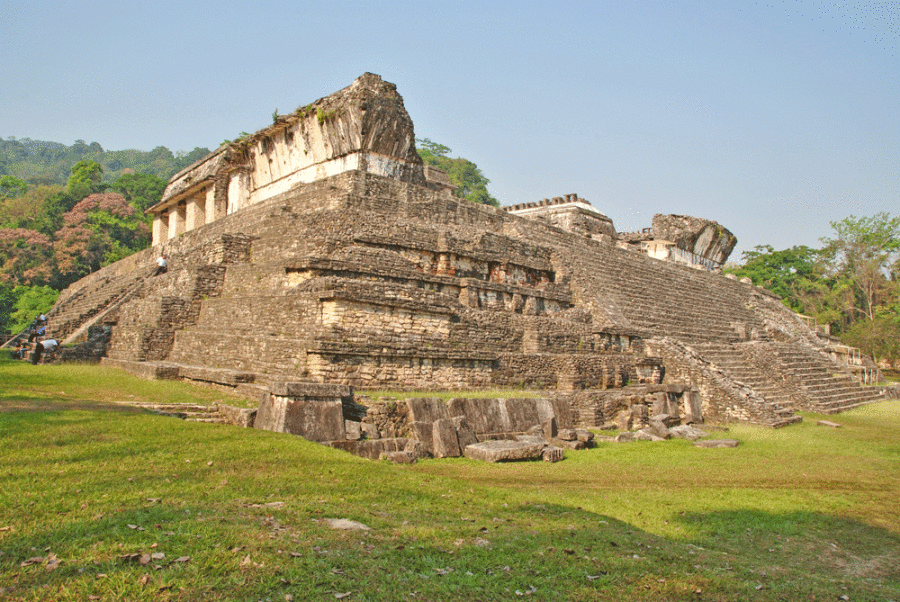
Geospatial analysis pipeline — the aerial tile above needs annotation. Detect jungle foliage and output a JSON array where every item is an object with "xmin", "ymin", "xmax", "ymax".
[
  {"xmin": 727, "ymin": 212, "xmax": 900, "ymax": 364},
  {"xmin": 416, "ymin": 138, "xmax": 499, "ymax": 207}
]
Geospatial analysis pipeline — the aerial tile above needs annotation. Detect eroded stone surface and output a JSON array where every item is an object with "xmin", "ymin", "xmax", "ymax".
[
  {"xmin": 693, "ymin": 439, "xmax": 740, "ymax": 448},
  {"xmin": 463, "ymin": 440, "xmax": 546, "ymax": 462}
]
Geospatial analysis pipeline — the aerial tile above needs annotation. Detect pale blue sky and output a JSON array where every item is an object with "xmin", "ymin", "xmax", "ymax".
[{"xmin": 1, "ymin": 0, "xmax": 897, "ymax": 260}]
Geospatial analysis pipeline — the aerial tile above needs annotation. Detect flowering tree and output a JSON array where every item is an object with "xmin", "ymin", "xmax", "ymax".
[
  {"xmin": 53, "ymin": 193, "xmax": 150, "ymax": 286},
  {"xmin": 0, "ymin": 228, "xmax": 55, "ymax": 286}
]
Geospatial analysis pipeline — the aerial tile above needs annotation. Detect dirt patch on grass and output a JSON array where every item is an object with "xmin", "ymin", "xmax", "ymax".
[{"xmin": 0, "ymin": 398, "xmax": 143, "ymax": 414}]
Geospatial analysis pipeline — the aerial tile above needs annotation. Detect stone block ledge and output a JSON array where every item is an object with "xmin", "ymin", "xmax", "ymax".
[{"xmin": 101, "ymin": 358, "xmax": 179, "ymax": 380}]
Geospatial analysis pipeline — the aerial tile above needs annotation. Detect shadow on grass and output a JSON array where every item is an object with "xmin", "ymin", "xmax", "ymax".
[{"xmin": 3, "ymin": 500, "xmax": 900, "ymax": 601}]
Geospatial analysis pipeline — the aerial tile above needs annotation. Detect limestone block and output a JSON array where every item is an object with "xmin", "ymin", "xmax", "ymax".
[
  {"xmin": 270, "ymin": 382, "xmax": 351, "ymax": 399},
  {"xmin": 557, "ymin": 429, "xmax": 577, "ymax": 441},
  {"xmin": 651, "ymin": 392, "xmax": 669, "ymax": 416},
  {"xmin": 345, "ymin": 420, "xmax": 362, "ymax": 440},
  {"xmin": 255, "ymin": 394, "xmax": 345, "ymax": 442},
  {"xmin": 448, "ymin": 398, "xmax": 505, "ymax": 437},
  {"xmin": 542, "ymin": 446, "xmax": 565, "ymax": 462},
  {"xmin": 452, "ymin": 417, "xmax": 478, "ymax": 448},
  {"xmin": 550, "ymin": 438, "xmax": 587, "ymax": 450},
  {"xmin": 404, "ymin": 439, "xmax": 431, "ymax": 460},
  {"xmin": 361, "ymin": 422, "xmax": 381, "ymax": 439},
  {"xmin": 646, "ymin": 418, "xmax": 672, "ymax": 439},
  {"xmin": 463, "ymin": 440, "xmax": 545, "ymax": 462},
  {"xmin": 381, "ymin": 451, "xmax": 417, "ymax": 464},
  {"xmin": 635, "ymin": 429, "xmax": 666, "ymax": 442},
  {"xmin": 406, "ymin": 397, "xmax": 450, "ymax": 424},
  {"xmin": 432, "ymin": 418, "xmax": 462, "ymax": 458},
  {"xmin": 682, "ymin": 390, "xmax": 703, "ymax": 423},
  {"xmin": 693, "ymin": 439, "xmax": 740, "ymax": 448},
  {"xmin": 669, "ymin": 425, "xmax": 709, "ymax": 441},
  {"xmin": 540, "ymin": 397, "xmax": 573, "ymax": 429},
  {"xmin": 501, "ymin": 398, "xmax": 542, "ymax": 433},
  {"xmin": 631, "ymin": 403, "xmax": 649, "ymax": 427},
  {"xmin": 409, "ymin": 421, "xmax": 435, "ymax": 455},
  {"xmin": 218, "ymin": 405, "xmax": 257, "ymax": 428},
  {"xmin": 653, "ymin": 413, "xmax": 680, "ymax": 428},
  {"xmin": 575, "ymin": 429, "xmax": 594, "ymax": 443},
  {"xmin": 542, "ymin": 416, "xmax": 558, "ymax": 439}
]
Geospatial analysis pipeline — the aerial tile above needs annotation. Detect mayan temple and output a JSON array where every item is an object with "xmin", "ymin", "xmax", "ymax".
[{"xmin": 44, "ymin": 73, "xmax": 888, "ymax": 459}]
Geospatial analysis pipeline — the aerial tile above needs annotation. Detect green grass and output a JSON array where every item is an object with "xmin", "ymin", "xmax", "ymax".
[{"xmin": 1, "ymin": 357, "xmax": 899, "ymax": 601}]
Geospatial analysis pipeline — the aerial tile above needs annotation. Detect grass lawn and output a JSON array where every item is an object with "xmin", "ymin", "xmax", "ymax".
[{"xmin": 1, "ymin": 357, "xmax": 899, "ymax": 601}]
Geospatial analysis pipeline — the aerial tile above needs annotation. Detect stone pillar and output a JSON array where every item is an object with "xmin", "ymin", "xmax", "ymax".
[
  {"xmin": 167, "ymin": 202, "xmax": 186, "ymax": 240},
  {"xmin": 255, "ymin": 382, "xmax": 352, "ymax": 442},
  {"xmin": 204, "ymin": 187, "xmax": 216, "ymax": 225},
  {"xmin": 152, "ymin": 213, "xmax": 169, "ymax": 246},
  {"xmin": 185, "ymin": 195, "xmax": 206, "ymax": 232},
  {"xmin": 682, "ymin": 389, "xmax": 703, "ymax": 424}
]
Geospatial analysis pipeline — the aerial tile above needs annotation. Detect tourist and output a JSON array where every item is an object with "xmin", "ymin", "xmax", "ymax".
[
  {"xmin": 11, "ymin": 340, "xmax": 29, "ymax": 360},
  {"xmin": 153, "ymin": 253, "xmax": 168, "ymax": 276},
  {"xmin": 27, "ymin": 323, "xmax": 46, "ymax": 342},
  {"xmin": 30, "ymin": 338, "xmax": 59, "ymax": 365}
]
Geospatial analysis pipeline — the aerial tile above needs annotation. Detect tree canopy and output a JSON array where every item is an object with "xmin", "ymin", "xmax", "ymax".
[
  {"xmin": 728, "ymin": 213, "xmax": 900, "ymax": 365},
  {"xmin": 416, "ymin": 138, "xmax": 499, "ymax": 207}
]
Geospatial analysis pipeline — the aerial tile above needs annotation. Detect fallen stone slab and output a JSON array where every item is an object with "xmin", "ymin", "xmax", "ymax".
[
  {"xmin": 380, "ymin": 451, "xmax": 417, "ymax": 464},
  {"xmin": 322, "ymin": 518, "xmax": 370, "ymax": 531},
  {"xmin": 669, "ymin": 425, "xmax": 709, "ymax": 441},
  {"xmin": 463, "ymin": 440, "xmax": 546, "ymax": 462},
  {"xmin": 693, "ymin": 439, "xmax": 740, "ymax": 448},
  {"xmin": 646, "ymin": 418, "xmax": 672, "ymax": 439},
  {"xmin": 816, "ymin": 420, "xmax": 842, "ymax": 428},
  {"xmin": 635, "ymin": 429, "xmax": 666, "ymax": 442},
  {"xmin": 556, "ymin": 428, "xmax": 578, "ymax": 441},
  {"xmin": 575, "ymin": 429, "xmax": 595, "ymax": 443},
  {"xmin": 550, "ymin": 438, "xmax": 588, "ymax": 450}
]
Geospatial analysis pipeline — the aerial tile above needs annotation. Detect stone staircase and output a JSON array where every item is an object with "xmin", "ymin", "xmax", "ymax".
[
  {"xmin": 697, "ymin": 341, "xmax": 885, "ymax": 416},
  {"xmin": 697, "ymin": 342, "xmax": 797, "ymax": 413},
  {"xmin": 768, "ymin": 342, "xmax": 886, "ymax": 414},
  {"xmin": 114, "ymin": 401, "xmax": 225, "ymax": 423},
  {"xmin": 48, "ymin": 261, "xmax": 154, "ymax": 343},
  {"xmin": 569, "ymin": 241, "xmax": 769, "ymax": 344}
]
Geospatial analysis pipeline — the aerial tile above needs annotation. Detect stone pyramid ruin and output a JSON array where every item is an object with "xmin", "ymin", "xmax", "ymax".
[{"xmin": 44, "ymin": 73, "xmax": 889, "ymax": 459}]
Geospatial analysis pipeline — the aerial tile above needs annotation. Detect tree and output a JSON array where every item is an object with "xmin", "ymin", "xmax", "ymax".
[
  {"xmin": 0, "ymin": 228, "xmax": 55, "ymax": 286},
  {"xmin": 4, "ymin": 285, "xmax": 59, "ymax": 335},
  {"xmin": 67, "ymin": 159, "xmax": 103, "ymax": 201},
  {"xmin": 110, "ymin": 172, "xmax": 168, "ymax": 212},
  {"xmin": 0, "ymin": 184, "xmax": 63, "ymax": 229},
  {"xmin": 725, "ymin": 245, "xmax": 824, "ymax": 314},
  {"xmin": 820, "ymin": 212, "xmax": 900, "ymax": 321},
  {"xmin": 416, "ymin": 138, "xmax": 499, "ymax": 207},
  {"xmin": 0, "ymin": 175, "xmax": 28, "ymax": 198},
  {"xmin": 53, "ymin": 192, "xmax": 150, "ymax": 286}
]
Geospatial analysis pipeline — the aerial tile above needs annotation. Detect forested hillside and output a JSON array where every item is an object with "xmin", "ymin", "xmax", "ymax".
[{"xmin": 0, "ymin": 137, "xmax": 211, "ymax": 187}]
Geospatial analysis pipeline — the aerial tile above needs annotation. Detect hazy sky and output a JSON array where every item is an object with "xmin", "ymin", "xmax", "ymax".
[{"xmin": 1, "ymin": 0, "xmax": 897, "ymax": 260}]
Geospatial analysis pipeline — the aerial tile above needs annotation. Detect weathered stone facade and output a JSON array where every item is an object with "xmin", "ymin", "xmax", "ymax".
[{"xmin": 46, "ymin": 73, "xmax": 887, "ymax": 449}]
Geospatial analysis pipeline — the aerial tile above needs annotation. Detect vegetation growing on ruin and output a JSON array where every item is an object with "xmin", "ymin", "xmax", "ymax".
[
  {"xmin": 416, "ymin": 138, "xmax": 499, "ymax": 207},
  {"xmin": 1, "ymin": 357, "xmax": 899, "ymax": 601}
]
